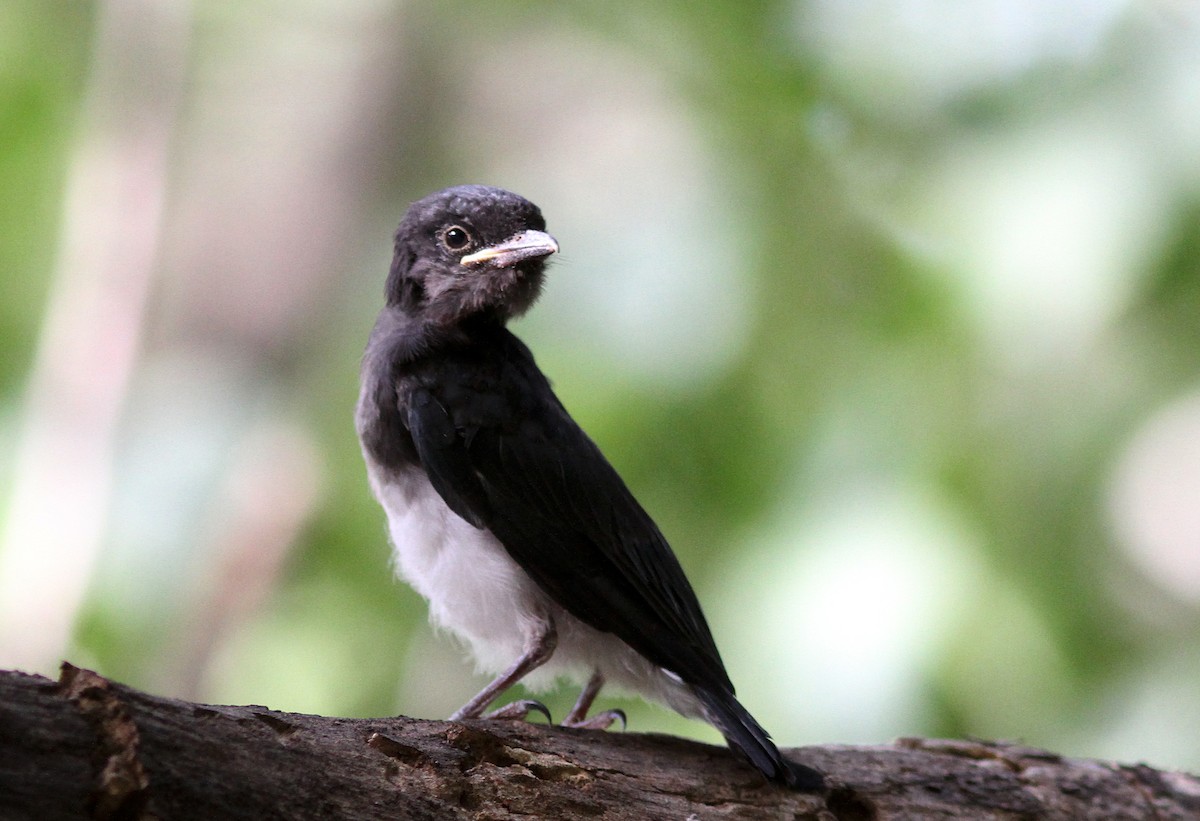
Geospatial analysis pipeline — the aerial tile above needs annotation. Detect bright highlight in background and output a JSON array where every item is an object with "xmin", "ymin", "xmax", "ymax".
[{"xmin": 717, "ymin": 487, "xmax": 982, "ymax": 744}]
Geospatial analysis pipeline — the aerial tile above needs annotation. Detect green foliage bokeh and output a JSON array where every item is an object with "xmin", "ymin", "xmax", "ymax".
[{"xmin": 2, "ymin": 0, "xmax": 1198, "ymax": 771}]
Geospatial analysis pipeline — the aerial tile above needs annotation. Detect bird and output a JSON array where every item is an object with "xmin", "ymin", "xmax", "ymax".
[{"xmin": 355, "ymin": 184, "xmax": 825, "ymax": 791}]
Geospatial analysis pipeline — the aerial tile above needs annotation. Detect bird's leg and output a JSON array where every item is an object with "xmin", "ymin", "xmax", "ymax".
[
  {"xmin": 560, "ymin": 670, "xmax": 626, "ymax": 731},
  {"xmin": 562, "ymin": 670, "xmax": 603, "ymax": 724},
  {"xmin": 449, "ymin": 616, "xmax": 557, "ymax": 722}
]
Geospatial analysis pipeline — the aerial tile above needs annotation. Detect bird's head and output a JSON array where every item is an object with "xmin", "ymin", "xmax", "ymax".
[{"xmin": 385, "ymin": 185, "xmax": 558, "ymax": 325}]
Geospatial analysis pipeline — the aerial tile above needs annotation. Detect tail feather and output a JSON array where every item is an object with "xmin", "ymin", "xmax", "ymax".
[{"xmin": 694, "ymin": 686, "xmax": 825, "ymax": 792}]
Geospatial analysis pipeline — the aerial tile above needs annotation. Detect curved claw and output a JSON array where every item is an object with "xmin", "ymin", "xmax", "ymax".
[
  {"xmin": 522, "ymin": 699, "xmax": 553, "ymax": 724},
  {"xmin": 483, "ymin": 699, "xmax": 552, "ymax": 723}
]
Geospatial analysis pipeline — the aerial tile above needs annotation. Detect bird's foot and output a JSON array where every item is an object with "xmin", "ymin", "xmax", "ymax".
[
  {"xmin": 480, "ymin": 699, "xmax": 552, "ymax": 723},
  {"xmin": 561, "ymin": 708, "xmax": 626, "ymax": 731}
]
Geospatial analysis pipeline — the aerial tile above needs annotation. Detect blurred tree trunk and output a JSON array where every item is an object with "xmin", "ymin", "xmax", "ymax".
[{"xmin": 2, "ymin": 664, "xmax": 1197, "ymax": 821}]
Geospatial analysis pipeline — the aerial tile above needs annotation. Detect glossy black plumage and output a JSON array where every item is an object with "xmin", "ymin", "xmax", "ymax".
[
  {"xmin": 356, "ymin": 185, "xmax": 824, "ymax": 791},
  {"xmin": 405, "ymin": 323, "xmax": 728, "ymax": 690}
]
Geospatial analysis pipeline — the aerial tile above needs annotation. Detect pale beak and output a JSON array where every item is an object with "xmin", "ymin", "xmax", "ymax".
[{"xmin": 460, "ymin": 230, "xmax": 559, "ymax": 268}]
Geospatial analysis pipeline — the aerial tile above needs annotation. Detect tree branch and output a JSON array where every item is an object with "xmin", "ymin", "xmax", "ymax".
[{"xmin": 2, "ymin": 664, "xmax": 1197, "ymax": 820}]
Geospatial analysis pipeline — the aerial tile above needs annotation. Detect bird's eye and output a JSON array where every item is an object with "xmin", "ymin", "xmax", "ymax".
[{"xmin": 441, "ymin": 226, "xmax": 472, "ymax": 251}]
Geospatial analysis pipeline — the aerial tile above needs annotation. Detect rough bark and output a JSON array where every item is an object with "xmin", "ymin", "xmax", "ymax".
[{"xmin": 1, "ymin": 664, "xmax": 1197, "ymax": 820}]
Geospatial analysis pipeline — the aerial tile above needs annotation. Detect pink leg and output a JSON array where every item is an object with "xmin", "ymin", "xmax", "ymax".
[
  {"xmin": 561, "ymin": 670, "xmax": 626, "ymax": 730},
  {"xmin": 449, "ymin": 617, "xmax": 557, "ymax": 722}
]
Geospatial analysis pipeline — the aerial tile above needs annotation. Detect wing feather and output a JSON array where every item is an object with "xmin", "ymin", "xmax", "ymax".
[{"xmin": 406, "ymin": 379, "xmax": 731, "ymax": 693}]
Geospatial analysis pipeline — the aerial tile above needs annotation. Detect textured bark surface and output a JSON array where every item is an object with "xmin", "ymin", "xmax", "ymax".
[{"xmin": 2, "ymin": 664, "xmax": 1198, "ymax": 820}]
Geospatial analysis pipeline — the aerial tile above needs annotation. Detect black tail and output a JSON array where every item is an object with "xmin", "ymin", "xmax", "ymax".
[{"xmin": 694, "ymin": 686, "xmax": 825, "ymax": 791}]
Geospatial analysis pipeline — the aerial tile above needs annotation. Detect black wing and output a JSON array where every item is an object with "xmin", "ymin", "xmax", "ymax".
[{"xmin": 405, "ymin": 371, "xmax": 732, "ymax": 694}]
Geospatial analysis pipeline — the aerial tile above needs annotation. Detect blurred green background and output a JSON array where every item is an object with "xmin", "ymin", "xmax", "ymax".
[{"xmin": 3, "ymin": 0, "xmax": 1199, "ymax": 772}]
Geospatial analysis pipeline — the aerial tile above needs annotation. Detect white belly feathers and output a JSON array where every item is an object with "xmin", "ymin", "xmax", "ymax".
[
  {"xmin": 367, "ymin": 463, "xmax": 545, "ymax": 674},
  {"xmin": 366, "ymin": 461, "xmax": 702, "ymax": 715}
]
